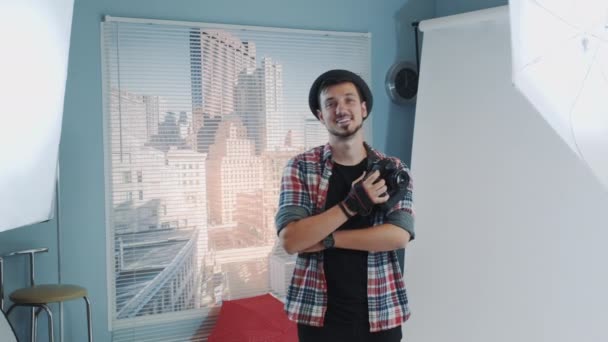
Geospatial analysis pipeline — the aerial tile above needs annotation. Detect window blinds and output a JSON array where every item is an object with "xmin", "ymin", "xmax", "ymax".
[{"xmin": 101, "ymin": 16, "xmax": 370, "ymax": 341}]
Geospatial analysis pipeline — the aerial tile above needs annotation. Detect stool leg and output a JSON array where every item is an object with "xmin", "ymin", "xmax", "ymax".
[
  {"xmin": 83, "ymin": 296, "xmax": 93, "ymax": 342},
  {"xmin": 31, "ymin": 307, "xmax": 36, "ymax": 342},
  {"xmin": 5, "ymin": 304, "xmax": 39, "ymax": 342},
  {"xmin": 34, "ymin": 307, "xmax": 48, "ymax": 342},
  {"xmin": 39, "ymin": 304, "xmax": 54, "ymax": 342},
  {"xmin": 6, "ymin": 303, "xmax": 17, "ymax": 315},
  {"xmin": 5, "ymin": 304, "xmax": 18, "ymax": 340}
]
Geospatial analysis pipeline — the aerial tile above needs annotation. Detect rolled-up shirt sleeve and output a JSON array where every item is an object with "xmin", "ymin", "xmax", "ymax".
[
  {"xmin": 275, "ymin": 158, "xmax": 312, "ymax": 235},
  {"xmin": 385, "ymin": 158, "xmax": 415, "ymax": 240}
]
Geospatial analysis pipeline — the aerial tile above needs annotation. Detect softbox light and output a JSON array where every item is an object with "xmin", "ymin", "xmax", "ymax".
[
  {"xmin": 509, "ymin": 0, "xmax": 608, "ymax": 189},
  {"xmin": 0, "ymin": 0, "xmax": 74, "ymax": 232}
]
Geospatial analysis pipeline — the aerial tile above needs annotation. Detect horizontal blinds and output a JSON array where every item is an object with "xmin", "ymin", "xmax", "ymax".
[{"xmin": 102, "ymin": 17, "xmax": 370, "ymax": 341}]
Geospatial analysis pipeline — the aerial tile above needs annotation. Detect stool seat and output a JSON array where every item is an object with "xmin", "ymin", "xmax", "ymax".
[{"xmin": 10, "ymin": 285, "xmax": 88, "ymax": 304}]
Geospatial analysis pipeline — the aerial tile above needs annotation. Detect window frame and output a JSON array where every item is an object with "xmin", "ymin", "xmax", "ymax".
[{"xmin": 101, "ymin": 15, "xmax": 371, "ymax": 335}]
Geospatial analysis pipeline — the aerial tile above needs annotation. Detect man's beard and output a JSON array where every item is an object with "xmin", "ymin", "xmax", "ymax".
[{"xmin": 328, "ymin": 121, "xmax": 363, "ymax": 138}]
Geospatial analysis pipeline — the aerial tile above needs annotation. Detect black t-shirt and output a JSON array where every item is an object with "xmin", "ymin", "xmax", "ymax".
[{"xmin": 323, "ymin": 159, "xmax": 370, "ymax": 324}]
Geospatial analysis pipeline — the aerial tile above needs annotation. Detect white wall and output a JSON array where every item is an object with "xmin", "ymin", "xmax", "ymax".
[{"xmin": 404, "ymin": 6, "xmax": 608, "ymax": 342}]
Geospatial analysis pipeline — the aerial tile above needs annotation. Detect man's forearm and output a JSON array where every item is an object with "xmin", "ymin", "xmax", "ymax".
[
  {"xmin": 279, "ymin": 204, "xmax": 348, "ymax": 254},
  {"xmin": 333, "ymin": 224, "xmax": 410, "ymax": 252}
]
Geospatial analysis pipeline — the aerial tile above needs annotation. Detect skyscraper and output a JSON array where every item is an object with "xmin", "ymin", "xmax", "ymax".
[
  {"xmin": 260, "ymin": 57, "xmax": 285, "ymax": 152},
  {"xmin": 206, "ymin": 118, "xmax": 263, "ymax": 225},
  {"xmin": 189, "ymin": 29, "xmax": 257, "ymax": 153},
  {"xmin": 234, "ymin": 57, "xmax": 285, "ymax": 154},
  {"xmin": 110, "ymin": 89, "xmax": 162, "ymax": 159}
]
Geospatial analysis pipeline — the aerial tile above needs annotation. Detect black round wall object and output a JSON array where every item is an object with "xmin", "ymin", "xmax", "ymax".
[{"xmin": 385, "ymin": 61, "xmax": 418, "ymax": 104}]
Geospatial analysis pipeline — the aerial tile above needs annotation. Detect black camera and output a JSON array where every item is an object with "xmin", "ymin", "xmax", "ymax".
[{"xmin": 368, "ymin": 158, "xmax": 410, "ymax": 211}]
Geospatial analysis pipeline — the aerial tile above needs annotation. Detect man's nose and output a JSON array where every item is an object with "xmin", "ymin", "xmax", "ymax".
[{"xmin": 336, "ymin": 101, "xmax": 347, "ymax": 115}]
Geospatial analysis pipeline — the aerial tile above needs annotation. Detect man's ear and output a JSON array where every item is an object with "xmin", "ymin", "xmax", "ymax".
[
  {"xmin": 361, "ymin": 101, "xmax": 368, "ymax": 120},
  {"xmin": 317, "ymin": 110, "xmax": 325, "ymax": 123}
]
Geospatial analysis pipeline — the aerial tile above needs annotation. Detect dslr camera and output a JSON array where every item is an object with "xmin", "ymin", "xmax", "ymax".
[{"xmin": 368, "ymin": 158, "xmax": 410, "ymax": 211}]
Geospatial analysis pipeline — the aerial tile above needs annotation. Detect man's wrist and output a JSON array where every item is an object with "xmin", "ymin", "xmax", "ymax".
[
  {"xmin": 344, "ymin": 182, "xmax": 374, "ymax": 216},
  {"xmin": 338, "ymin": 201, "xmax": 355, "ymax": 218}
]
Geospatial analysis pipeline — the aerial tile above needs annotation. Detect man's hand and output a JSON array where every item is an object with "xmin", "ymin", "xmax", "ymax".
[
  {"xmin": 360, "ymin": 170, "xmax": 390, "ymax": 203},
  {"xmin": 343, "ymin": 170, "xmax": 389, "ymax": 216}
]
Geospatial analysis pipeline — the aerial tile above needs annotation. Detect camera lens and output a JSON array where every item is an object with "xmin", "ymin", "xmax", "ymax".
[{"xmin": 395, "ymin": 172, "xmax": 408, "ymax": 187}]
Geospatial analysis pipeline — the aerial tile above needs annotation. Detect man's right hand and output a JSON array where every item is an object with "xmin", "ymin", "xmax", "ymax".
[{"xmin": 342, "ymin": 170, "xmax": 389, "ymax": 216}]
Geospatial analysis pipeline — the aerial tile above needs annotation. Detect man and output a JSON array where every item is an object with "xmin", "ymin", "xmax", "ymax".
[{"xmin": 275, "ymin": 69, "xmax": 415, "ymax": 342}]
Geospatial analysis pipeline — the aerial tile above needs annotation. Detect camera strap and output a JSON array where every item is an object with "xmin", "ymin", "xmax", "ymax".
[{"xmin": 363, "ymin": 142, "xmax": 381, "ymax": 171}]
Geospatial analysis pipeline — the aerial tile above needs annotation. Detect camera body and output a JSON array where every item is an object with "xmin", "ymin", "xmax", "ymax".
[{"xmin": 368, "ymin": 158, "xmax": 410, "ymax": 211}]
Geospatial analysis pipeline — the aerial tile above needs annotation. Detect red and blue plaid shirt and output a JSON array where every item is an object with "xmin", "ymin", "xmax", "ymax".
[{"xmin": 275, "ymin": 143, "xmax": 414, "ymax": 332}]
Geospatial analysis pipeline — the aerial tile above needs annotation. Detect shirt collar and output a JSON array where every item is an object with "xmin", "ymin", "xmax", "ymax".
[{"xmin": 322, "ymin": 142, "xmax": 382, "ymax": 167}]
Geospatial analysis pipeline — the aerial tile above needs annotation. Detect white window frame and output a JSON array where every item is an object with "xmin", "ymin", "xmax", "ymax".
[{"xmin": 101, "ymin": 15, "xmax": 371, "ymax": 334}]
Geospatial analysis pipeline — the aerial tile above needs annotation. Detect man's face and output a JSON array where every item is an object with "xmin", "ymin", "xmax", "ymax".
[{"xmin": 317, "ymin": 82, "xmax": 368, "ymax": 139}]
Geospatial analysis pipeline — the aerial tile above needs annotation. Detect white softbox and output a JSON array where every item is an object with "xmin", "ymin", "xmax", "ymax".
[
  {"xmin": 0, "ymin": 0, "xmax": 74, "ymax": 232},
  {"xmin": 510, "ymin": 0, "xmax": 608, "ymax": 189}
]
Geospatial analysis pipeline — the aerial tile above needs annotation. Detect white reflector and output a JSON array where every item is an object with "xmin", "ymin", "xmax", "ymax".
[
  {"xmin": 510, "ymin": 0, "xmax": 608, "ymax": 189},
  {"xmin": 0, "ymin": 0, "xmax": 74, "ymax": 231}
]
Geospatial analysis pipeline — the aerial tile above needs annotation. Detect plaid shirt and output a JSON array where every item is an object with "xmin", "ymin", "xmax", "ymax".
[{"xmin": 275, "ymin": 143, "xmax": 414, "ymax": 332}]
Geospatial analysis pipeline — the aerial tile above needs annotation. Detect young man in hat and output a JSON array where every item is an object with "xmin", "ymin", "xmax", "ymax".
[{"xmin": 275, "ymin": 69, "xmax": 415, "ymax": 341}]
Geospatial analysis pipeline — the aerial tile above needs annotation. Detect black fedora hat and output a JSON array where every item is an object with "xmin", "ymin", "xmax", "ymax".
[{"xmin": 308, "ymin": 69, "xmax": 373, "ymax": 119}]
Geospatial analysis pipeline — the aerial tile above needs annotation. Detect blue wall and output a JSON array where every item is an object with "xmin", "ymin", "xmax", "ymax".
[{"xmin": 0, "ymin": 0, "xmax": 436, "ymax": 340}]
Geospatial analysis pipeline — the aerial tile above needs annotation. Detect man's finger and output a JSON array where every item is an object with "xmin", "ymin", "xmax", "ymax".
[
  {"xmin": 363, "ymin": 170, "xmax": 380, "ymax": 184},
  {"xmin": 376, "ymin": 194, "xmax": 389, "ymax": 204},
  {"xmin": 376, "ymin": 185, "xmax": 388, "ymax": 196}
]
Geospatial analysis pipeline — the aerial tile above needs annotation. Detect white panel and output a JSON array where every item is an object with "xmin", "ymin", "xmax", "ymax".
[
  {"xmin": 510, "ymin": 0, "xmax": 608, "ymax": 189},
  {"xmin": 406, "ymin": 8, "xmax": 608, "ymax": 342},
  {"xmin": 0, "ymin": 0, "xmax": 74, "ymax": 232}
]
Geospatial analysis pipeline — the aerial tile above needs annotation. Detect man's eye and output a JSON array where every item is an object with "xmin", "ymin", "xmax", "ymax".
[{"xmin": 325, "ymin": 103, "xmax": 335, "ymax": 108}]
